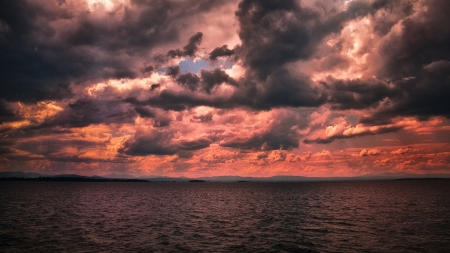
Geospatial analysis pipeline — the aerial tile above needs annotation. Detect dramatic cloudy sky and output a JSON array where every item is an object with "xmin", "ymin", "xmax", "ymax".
[{"xmin": 1, "ymin": 0, "xmax": 449, "ymax": 177}]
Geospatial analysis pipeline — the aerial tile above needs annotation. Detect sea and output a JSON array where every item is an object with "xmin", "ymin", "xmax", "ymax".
[{"xmin": 1, "ymin": 180, "xmax": 449, "ymax": 252}]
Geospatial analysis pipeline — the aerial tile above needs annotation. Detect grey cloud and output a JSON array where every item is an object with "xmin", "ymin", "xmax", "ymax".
[
  {"xmin": 36, "ymin": 99, "xmax": 137, "ymax": 129},
  {"xmin": 118, "ymin": 129, "xmax": 212, "ymax": 156},
  {"xmin": 141, "ymin": 65, "xmax": 154, "ymax": 74},
  {"xmin": 0, "ymin": 1, "xmax": 168, "ymax": 102},
  {"xmin": 126, "ymin": 68, "xmax": 325, "ymax": 111},
  {"xmin": 326, "ymin": 78, "xmax": 401, "ymax": 111},
  {"xmin": 134, "ymin": 106, "xmax": 156, "ymax": 118},
  {"xmin": 176, "ymin": 73, "xmax": 201, "ymax": 91},
  {"xmin": 423, "ymin": 60, "xmax": 450, "ymax": 74},
  {"xmin": 235, "ymin": 0, "xmax": 388, "ymax": 80},
  {"xmin": 0, "ymin": 139, "xmax": 15, "ymax": 155},
  {"xmin": 126, "ymin": 0, "xmax": 440, "ymax": 118},
  {"xmin": 0, "ymin": 0, "xmax": 226, "ymax": 103},
  {"xmin": 153, "ymin": 117, "xmax": 171, "ymax": 128},
  {"xmin": 199, "ymin": 68, "xmax": 238, "ymax": 93},
  {"xmin": 150, "ymin": 84, "xmax": 161, "ymax": 91},
  {"xmin": 182, "ymin": 32, "xmax": 203, "ymax": 57},
  {"xmin": 0, "ymin": 101, "xmax": 21, "ymax": 124},
  {"xmin": 253, "ymin": 68, "xmax": 326, "ymax": 109},
  {"xmin": 191, "ymin": 113, "xmax": 213, "ymax": 123},
  {"xmin": 209, "ymin": 45, "xmax": 235, "ymax": 60},
  {"xmin": 220, "ymin": 0, "xmax": 391, "ymax": 111},
  {"xmin": 220, "ymin": 130, "xmax": 299, "ymax": 150},
  {"xmin": 173, "ymin": 68, "xmax": 237, "ymax": 94},
  {"xmin": 123, "ymin": 89, "xmax": 236, "ymax": 111},
  {"xmin": 167, "ymin": 32, "xmax": 203, "ymax": 58},
  {"xmin": 353, "ymin": 0, "xmax": 450, "ymax": 122},
  {"xmin": 166, "ymin": 65, "xmax": 181, "ymax": 77}
]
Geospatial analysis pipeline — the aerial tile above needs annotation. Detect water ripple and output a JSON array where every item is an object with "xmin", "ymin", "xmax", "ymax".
[{"xmin": 1, "ymin": 181, "xmax": 450, "ymax": 252}]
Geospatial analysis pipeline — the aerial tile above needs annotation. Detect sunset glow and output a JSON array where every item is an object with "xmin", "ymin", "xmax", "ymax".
[{"xmin": 1, "ymin": 0, "xmax": 449, "ymax": 178}]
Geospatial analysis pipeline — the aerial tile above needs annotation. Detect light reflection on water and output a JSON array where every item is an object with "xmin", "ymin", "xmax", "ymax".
[{"xmin": 1, "ymin": 180, "xmax": 450, "ymax": 252}]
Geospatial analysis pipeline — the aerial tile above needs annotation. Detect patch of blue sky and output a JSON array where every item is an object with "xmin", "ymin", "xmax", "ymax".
[
  {"xmin": 179, "ymin": 58, "xmax": 209, "ymax": 73},
  {"xmin": 157, "ymin": 57, "xmax": 234, "ymax": 75}
]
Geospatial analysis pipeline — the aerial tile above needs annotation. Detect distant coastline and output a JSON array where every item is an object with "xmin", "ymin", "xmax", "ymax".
[
  {"xmin": 1, "ymin": 171, "xmax": 450, "ymax": 182},
  {"xmin": 1, "ymin": 177, "xmax": 449, "ymax": 183},
  {"xmin": 394, "ymin": 178, "xmax": 449, "ymax": 181},
  {"xmin": 0, "ymin": 177, "xmax": 148, "ymax": 182}
]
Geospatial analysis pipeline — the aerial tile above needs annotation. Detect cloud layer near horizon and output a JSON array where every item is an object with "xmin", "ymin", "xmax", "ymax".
[{"xmin": 0, "ymin": 0, "xmax": 449, "ymax": 177}]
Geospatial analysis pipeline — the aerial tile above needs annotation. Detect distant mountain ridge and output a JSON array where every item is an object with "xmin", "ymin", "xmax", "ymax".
[
  {"xmin": 1, "ymin": 171, "xmax": 449, "ymax": 182},
  {"xmin": 0, "ymin": 171, "xmax": 44, "ymax": 178}
]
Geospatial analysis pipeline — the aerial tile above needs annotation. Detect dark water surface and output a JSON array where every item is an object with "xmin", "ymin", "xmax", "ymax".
[{"xmin": 1, "ymin": 180, "xmax": 450, "ymax": 252}]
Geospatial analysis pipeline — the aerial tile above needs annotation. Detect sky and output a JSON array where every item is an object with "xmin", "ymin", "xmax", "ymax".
[{"xmin": 0, "ymin": 0, "xmax": 449, "ymax": 177}]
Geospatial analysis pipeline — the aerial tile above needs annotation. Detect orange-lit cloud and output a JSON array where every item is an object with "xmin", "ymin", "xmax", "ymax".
[{"xmin": 1, "ymin": 0, "xmax": 449, "ymax": 178}]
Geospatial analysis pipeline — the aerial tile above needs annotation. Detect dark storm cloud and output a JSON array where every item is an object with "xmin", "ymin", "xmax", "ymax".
[
  {"xmin": 124, "ymin": 0, "xmax": 449, "ymax": 120},
  {"xmin": 36, "ymin": 99, "xmax": 137, "ymax": 129},
  {"xmin": 0, "ymin": 1, "xmax": 225, "ymax": 102},
  {"xmin": 134, "ymin": 106, "xmax": 156, "ymax": 118},
  {"xmin": 191, "ymin": 113, "xmax": 213, "ymax": 123},
  {"xmin": 209, "ymin": 45, "xmax": 235, "ymax": 60},
  {"xmin": 3, "ymin": 0, "xmax": 449, "ymax": 163},
  {"xmin": 0, "ymin": 139, "xmax": 15, "ymax": 155},
  {"xmin": 167, "ymin": 32, "xmax": 203, "ymax": 58},
  {"xmin": 200, "ymin": 68, "xmax": 238, "ymax": 93},
  {"xmin": 150, "ymin": 84, "xmax": 161, "ymax": 91},
  {"xmin": 208, "ymin": 0, "xmax": 391, "ymax": 110},
  {"xmin": 130, "ymin": 0, "xmax": 392, "ymax": 112},
  {"xmin": 0, "ymin": 0, "xmax": 162, "ymax": 101},
  {"xmin": 141, "ymin": 65, "xmax": 154, "ymax": 74},
  {"xmin": 153, "ymin": 117, "xmax": 171, "ymax": 128},
  {"xmin": 161, "ymin": 104, "xmax": 188, "ymax": 112},
  {"xmin": 423, "ymin": 60, "xmax": 450, "ymax": 74},
  {"xmin": 234, "ymin": 0, "xmax": 314, "ymax": 79},
  {"xmin": 234, "ymin": 0, "xmax": 389, "ymax": 80},
  {"xmin": 0, "ymin": 0, "xmax": 391, "ymax": 108},
  {"xmin": 249, "ymin": 68, "xmax": 326, "ymax": 109},
  {"xmin": 371, "ymin": 0, "xmax": 414, "ymax": 36},
  {"xmin": 124, "ymin": 91, "xmax": 225, "ymax": 111},
  {"xmin": 183, "ymin": 32, "xmax": 203, "ymax": 56},
  {"xmin": 176, "ymin": 73, "xmax": 201, "ymax": 91},
  {"xmin": 365, "ymin": 0, "xmax": 450, "ymax": 121},
  {"xmin": 127, "ymin": 68, "xmax": 324, "ymax": 111},
  {"xmin": 0, "ymin": 101, "xmax": 20, "ymax": 124},
  {"xmin": 170, "ymin": 68, "xmax": 237, "ymax": 94},
  {"xmin": 134, "ymin": 106, "xmax": 172, "ymax": 128},
  {"xmin": 118, "ymin": 129, "xmax": 212, "ymax": 156},
  {"xmin": 326, "ymin": 78, "xmax": 401, "ymax": 110},
  {"xmin": 303, "ymin": 125, "xmax": 402, "ymax": 144},
  {"xmin": 326, "ymin": 0, "xmax": 450, "ymax": 125},
  {"xmin": 166, "ymin": 66, "xmax": 181, "ymax": 77}
]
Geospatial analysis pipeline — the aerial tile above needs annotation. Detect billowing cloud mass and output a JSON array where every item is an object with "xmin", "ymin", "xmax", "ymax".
[{"xmin": 0, "ymin": 0, "xmax": 449, "ymax": 177}]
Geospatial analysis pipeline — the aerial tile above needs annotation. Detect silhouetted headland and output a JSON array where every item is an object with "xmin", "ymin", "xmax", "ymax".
[
  {"xmin": 1, "ymin": 171, "xmax": 450, "ymax": 182},
  {"xmin": 0, "ymin": 177, "xmax": 147, "ymax": 182}
]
